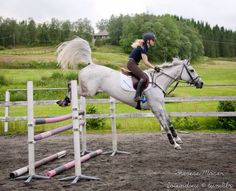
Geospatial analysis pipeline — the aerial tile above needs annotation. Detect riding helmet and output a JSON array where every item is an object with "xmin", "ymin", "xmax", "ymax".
[{"xmin": 143, "ymin": 32, "xmax": 156, "ymax": 42}]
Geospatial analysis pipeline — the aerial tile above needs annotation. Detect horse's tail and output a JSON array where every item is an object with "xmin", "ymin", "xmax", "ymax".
[{"xmin": 56, "ymin": 37, "xmax": 92, "ymax": 69}]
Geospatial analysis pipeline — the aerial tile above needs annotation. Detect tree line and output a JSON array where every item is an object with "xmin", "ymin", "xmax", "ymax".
[
  {"xmin": 104, "ymin": 14, "xmax": 236, "ymax": 61},
  {"xmin": 0, "ymin": 14, "xmax": 235, "ymax": 61},
  {"xmin": 0, "ymin": 17, "xmax": 94, "ymax": 47}
]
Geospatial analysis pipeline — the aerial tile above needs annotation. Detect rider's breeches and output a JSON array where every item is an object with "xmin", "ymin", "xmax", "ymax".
[{"xmin": 127, "ymin": 59, "xmax": 148, "ymax": 83}]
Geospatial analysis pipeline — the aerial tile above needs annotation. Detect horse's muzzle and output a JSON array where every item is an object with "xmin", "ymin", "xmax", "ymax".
[{"xmin": 195, "ymin": 80, "xmax": 204, "ymax": 89}]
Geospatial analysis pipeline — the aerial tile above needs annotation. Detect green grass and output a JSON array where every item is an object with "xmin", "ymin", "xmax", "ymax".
[
  {"xmin": 0, "ymin": 46, "xmax": 55, "ymax": 55},
  {"xmin": 0, "ymin": 45, "xmax": 236, "ymax": 134}
]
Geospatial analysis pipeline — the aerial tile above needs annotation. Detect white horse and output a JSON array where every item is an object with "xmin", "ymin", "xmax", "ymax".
[{"xmin": 57, "ymin": 37, "xmax": 204, "ymax": 150}]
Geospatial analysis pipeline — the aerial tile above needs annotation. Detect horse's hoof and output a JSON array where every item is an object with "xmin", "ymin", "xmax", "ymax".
[
  {"xmin": 174, "ymin": 137, "xmax": 183, "ymax": 144},
  {"xmin": 174, "ymin": 144, "xmax": 182, "ymax": 150}
]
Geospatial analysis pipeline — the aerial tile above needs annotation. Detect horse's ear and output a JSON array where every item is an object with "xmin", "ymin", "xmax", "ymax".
[{"xmin": 187, "ymin": 57, "xmax": 192, "ymax": 65}]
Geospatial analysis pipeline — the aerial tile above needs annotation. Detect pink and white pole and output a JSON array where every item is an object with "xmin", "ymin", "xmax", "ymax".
[{"xmin": 46, "ymin": 149, "xmax": 102, "ymax": 177}]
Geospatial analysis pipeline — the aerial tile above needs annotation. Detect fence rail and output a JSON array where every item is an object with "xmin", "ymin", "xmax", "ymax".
[
  {"xmin": 1, "ymin": 96, "xmax": 236, "ymax": 107},
  {"xmin": 1, "ymin": 87, "xmax": 236, "ymax": 133},
  {"xmin": 1, "ymin": 97, "xmax": 236, "ymax": 122}
]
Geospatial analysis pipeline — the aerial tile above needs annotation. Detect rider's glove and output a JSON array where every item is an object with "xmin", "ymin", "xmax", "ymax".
[{"xmin": 154, "ymin": 66, "xmax": 160, "ymax": 72}]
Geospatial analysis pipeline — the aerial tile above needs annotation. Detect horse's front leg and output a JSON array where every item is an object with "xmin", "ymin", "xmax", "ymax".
[
  {"xmin": 151, "ymin": 103, "xmax": 182, "ymax": 150},
  {"xmin": 165, "ymin": 115, "xmax": 183, "ymax": 144}
]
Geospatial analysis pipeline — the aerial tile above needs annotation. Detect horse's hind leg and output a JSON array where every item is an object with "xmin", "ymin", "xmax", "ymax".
[{"xmin": 78, "ymin": 78, "xmax": 99, "ymax": 97}]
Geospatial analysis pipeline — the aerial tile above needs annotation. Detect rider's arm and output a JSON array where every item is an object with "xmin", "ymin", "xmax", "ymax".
[{"xmin": 141, "ymin": 53, "xmax": 155, "ymax": 69}]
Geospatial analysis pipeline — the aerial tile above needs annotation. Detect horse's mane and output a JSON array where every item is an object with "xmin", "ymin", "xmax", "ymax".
[
  {"xmin": 145, "ymin": 58, "xmax": 187, "ymax": 73},
  {"xmin": 159, "ymin": 58, "xmax": 186, "ymax": 69}
]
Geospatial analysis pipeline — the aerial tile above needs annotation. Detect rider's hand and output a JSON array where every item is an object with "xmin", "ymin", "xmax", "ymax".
[{"xmin": 154, "ymin": 66, "xmax": 160, "ymax": 72}]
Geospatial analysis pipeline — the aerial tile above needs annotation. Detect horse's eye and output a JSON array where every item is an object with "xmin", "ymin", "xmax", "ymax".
[{"xmin": 190, "ymin": 69, "xmax": 194, "ymax": 72}]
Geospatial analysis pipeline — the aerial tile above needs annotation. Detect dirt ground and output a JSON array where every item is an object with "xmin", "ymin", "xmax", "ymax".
[{"xmin": 0, "ymin": 132, "xmax": 235, "ymax": 191}]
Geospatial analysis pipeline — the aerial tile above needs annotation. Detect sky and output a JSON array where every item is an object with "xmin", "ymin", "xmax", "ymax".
[{"xmin": 0, "ymin": 0, "xmax": 236, "ymax": 31}]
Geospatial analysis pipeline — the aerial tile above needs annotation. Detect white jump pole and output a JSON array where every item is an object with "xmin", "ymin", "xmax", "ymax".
[
  {"xmin": 59, "ymin": 80, "xmax": 99, "ymax": 184},
  {"xmin": 27, "ymin": 81, "xmax": 35, "ymax": 178},
  {"xmin": 16, "ymin": 81, "xmax": 49, "ymax": 182}
]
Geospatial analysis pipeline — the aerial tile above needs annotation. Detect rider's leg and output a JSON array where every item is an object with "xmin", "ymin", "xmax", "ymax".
[
  {"xmin": 134, "ymin": 78, "xmax": 145, "ymax": 102},
  {"xmin": 127, "ymin": 59, "xmax": 148, "ymax": 102}
]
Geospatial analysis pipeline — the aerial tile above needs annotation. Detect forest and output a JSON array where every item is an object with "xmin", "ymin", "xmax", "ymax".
[{"xmin": 0, "ymin": 14, "xmax": 236, "ymax": 62}]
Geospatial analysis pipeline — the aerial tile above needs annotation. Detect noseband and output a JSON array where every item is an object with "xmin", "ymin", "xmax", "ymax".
[{"xmin": 181, "ymin": 63, "xmax": 200, "ymax": 85}]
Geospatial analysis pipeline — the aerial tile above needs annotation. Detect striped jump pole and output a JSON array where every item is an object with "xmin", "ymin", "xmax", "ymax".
[
  {"xmin": 10, "ymin": 151, "xmax": 66, "ymax": 178},
  {"xmin": 59, "ymin": 80, "xmax": 99, "ymax": 184},
  {"xmin": 34, "ymin": 124, "xmax": 73, "ymax": 141},
  {"xmin": 46, "ymin": 149, "xmax": 102, "ymax": 177},
  {"xmin": 34, "ymin": 111, "xmax": 85, "ymax": 141},
  {"xmin": 34, "ymin": 114, "xmax": 72, "ymax": 125}
]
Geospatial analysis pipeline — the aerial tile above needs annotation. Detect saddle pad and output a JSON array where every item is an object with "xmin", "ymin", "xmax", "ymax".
[{"xmin": 120, "ymin": 72, "xmax": 151, "ymax": 92}]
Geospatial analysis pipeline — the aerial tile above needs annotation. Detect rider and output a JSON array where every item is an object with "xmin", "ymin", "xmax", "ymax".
[{"xmin": 127, "ymin": 32, "xmax": 160, "ymax": 102}]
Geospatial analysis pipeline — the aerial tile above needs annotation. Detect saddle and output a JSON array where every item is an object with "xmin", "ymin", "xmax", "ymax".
[{"xmin": 120, "ymin": 68, "xmax": 149, "ymax": 91}]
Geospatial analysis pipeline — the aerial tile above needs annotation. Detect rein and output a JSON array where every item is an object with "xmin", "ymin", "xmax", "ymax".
[{"xmin": 149, "ymin": 63, "xmax": 200, "ymax": 95}]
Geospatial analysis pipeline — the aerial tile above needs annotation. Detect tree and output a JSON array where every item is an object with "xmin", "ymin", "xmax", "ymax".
[
  {"xmin": 107, "ymin": 15, "xmax": 124, "ymax": 45},
  {"xmin": 119, "ymin": 15, "xmax": 139, "ymax": 53},
  {"xmin": 96, "ymin": 19, "xmax": 108, "ymax": 32},
  {"xmin": 37, "ymin": 23, "xmax": 49, "ymax": 45},
  {"xmin": 72, "ymin": 18, "xmax": 94, "ymax": 42},
  {"xmin": 177, "ymin": 21, "xmax": 204, "ymax": 59},
  {"xmin": 60, "ymin": 20, "xmax": 72, "ymax": 41},
  {"xmin": 48, "ymin": 18, "xmax": 61, "ymax": 44},
  {"xmin": 27, "ymin": 18, "xmax": 37, "ymax": 45},
  {"xmin": 156, "ymin": 15, "xmax": 180, "ymax": 61}
]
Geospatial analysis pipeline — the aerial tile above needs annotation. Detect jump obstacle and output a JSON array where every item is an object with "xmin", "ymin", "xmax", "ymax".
[
  {"xmin": 10, "ymin": 150, "xmax": 66, "ymax": 178},
  {"xmin": 15, "ymin": 80, "xmax": 99, "ymax": 184},
  {"xmin": 46, "ymin": 149, "xmax": 102, "ymax": 177}
]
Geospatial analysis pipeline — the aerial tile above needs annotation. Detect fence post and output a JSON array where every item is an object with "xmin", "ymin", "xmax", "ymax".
[
  {"xmin": 110, "ymin": 97, "xmax": 117, "ymax": 153},
  {"xmin": 103, "ymin": 97, "xmax": 130, "ymax": 156},
  {"xmin": 4, "ymin": 90, "xmax": 10, "ymax": 134}
]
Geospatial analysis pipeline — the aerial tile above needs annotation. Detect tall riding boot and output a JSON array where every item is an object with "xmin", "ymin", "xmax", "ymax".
[{"xmin": 134, "ymin": 78, "xmax": 145, "ymax": 102}]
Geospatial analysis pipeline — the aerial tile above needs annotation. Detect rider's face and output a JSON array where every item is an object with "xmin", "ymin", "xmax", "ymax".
[{"xmin": 148, "ymin": 39, "xmax": 155, "ymax": 47}]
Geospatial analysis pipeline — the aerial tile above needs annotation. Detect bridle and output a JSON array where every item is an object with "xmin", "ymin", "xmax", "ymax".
[{"xmin": 150, "ymin": 62, "xmax": 200, "ymax": 95}]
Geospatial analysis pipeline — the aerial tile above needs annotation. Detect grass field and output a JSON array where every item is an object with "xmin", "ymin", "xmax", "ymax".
[{"xmin": 0, "ymin": 45, "xmax": 236, "ymax": 134}]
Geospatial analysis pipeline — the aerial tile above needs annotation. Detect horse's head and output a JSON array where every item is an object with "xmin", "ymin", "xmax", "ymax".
[{"xmin": 179, "ymin": 60, "xmax": 204, "ymax": 88}]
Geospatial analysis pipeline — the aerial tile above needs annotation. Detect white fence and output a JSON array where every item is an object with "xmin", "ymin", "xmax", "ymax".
[{"xmin": 1, "ymin": 88, "xmax": 236, "ymax": 134}]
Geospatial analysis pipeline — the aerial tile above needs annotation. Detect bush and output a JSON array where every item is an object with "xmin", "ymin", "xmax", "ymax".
[
  {"xmin": 0, "ymin": 75, "xmax": 8, "ymax": 85},
  {"xmin": 0, "ymin": 46, "xmax": 5, "ymax": 50},
  {"xmin": 65, "ymin": 72, "xmax": 78, "ymax": 81},
  {"xmin": 217, "ymin": 101, "xmax": 236, "ymax": 130},
  {"xmin": 51, "ymin": 72, "xmax": 64, "ymax": 79},
  {"xmin": 172, "ymin": 117, "xmax": 200, "ymax": 130},
  {"xmin": 86, "ymin": 105, "xmax": 105, "ymax": 130},
  {"xmin": 94, "ymin": 38, "xmax": 110, "ymax": 47}
]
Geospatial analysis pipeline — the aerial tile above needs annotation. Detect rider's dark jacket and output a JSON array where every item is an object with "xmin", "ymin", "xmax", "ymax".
[{"xmin": 129, "ymin": 43, "xmax": 148, "ymax": 64}]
